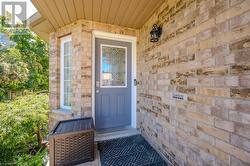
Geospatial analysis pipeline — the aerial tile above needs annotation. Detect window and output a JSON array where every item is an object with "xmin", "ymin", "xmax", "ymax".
[
  {"xmin": 60, "ymin": 36, "xmax": 72, "ymax": 109},
  {"xmin": 100, "ymin": 44, "xmax": 127, "ymax": 87}
]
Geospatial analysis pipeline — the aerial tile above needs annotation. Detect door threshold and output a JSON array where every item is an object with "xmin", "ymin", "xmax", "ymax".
[
  {"xmin": 95, "ymin": 127, "xmax": 140, "ymax": 142},
  {"xmin": 96, "ymin": 126, "xmax": 132, "ymax": 134}
]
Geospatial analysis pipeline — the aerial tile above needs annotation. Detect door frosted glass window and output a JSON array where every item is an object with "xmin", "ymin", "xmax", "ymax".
[
  {"xmin": 101, "ymin": 45, "xmax": 127, "ymax": 87},
  {"xmin": 63, "ymin": 41, "xmax": 72, "ymax": 107}
]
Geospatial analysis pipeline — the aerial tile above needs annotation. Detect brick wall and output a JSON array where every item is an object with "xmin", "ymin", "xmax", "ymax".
[
  {"xmin": 137, "ymin": 0, "xmax": 250, "ymax": 165},
  {"xmin": 48, "ymin": 20, "xmax": 137, "ymax": 129}
]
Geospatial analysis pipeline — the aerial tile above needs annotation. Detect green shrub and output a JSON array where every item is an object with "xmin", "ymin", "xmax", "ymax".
[
  {"xmin": 15, "ymin": 150, "xmax": 47, "ymax": 166},
  {"xmin": 0, "ymin": 94, "xmax": 49, "ymax": 164}
]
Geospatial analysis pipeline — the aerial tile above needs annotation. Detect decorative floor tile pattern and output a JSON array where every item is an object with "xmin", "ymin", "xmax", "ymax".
[{"xmin": 98, "ymin": 135, "xmax": 169, "ymax": 166}]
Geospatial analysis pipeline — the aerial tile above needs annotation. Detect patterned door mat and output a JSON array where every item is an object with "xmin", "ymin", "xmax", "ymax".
[{"xmin": 98, "ymin": 135, "xmax": 169, "ymax": 166}]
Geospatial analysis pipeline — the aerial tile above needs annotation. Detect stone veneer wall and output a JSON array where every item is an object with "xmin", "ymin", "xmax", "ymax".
[
  {"xmin": 137, "ymin": 0, "xmax": 250, "ymax": 165},
  {"xmin": 48, "ymin": 20, "xmax": 138, "ymax": 129}
]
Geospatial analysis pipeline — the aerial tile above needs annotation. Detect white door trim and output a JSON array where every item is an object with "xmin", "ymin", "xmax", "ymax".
[{"xmin": 92, "ymin": 30, "xmax": 137, "ymax": 128}]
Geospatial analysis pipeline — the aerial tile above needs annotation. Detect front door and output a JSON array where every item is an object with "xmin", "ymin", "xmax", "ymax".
[{"xmin": 95, "ymin": 38, "xmax": 132, "ymax": 130}]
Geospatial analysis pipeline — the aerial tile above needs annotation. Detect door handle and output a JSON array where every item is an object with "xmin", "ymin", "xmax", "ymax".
[{"xmin": 96, "ymin": 90, "xmax": 100, "ymax": 93}]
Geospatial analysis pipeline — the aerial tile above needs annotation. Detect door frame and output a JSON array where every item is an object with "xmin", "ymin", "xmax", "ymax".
[{"xmin": 92, "ymin": 30, "xmax": 137, "ymax": 129}]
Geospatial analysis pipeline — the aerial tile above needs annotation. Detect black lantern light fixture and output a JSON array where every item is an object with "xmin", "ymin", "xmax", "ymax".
[{"xmin": 150, "ymin": 24, "xmax": 162, "ymax": 42}]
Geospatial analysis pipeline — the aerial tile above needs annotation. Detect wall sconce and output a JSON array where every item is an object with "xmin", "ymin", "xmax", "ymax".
[{"xmin": 150, "ymin": 24, "xmax": 162, "ymax": 42}]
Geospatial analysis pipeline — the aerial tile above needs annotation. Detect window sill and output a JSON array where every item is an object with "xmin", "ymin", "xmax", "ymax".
[{"xmin": 51, "ymin": 109, "xmax": 73, "ymax": 116}]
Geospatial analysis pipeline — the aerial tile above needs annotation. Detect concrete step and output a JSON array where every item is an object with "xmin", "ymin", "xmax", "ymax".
[{"xmin": 95, "ymin": 128, "xmax": 140, "ymax": 142}]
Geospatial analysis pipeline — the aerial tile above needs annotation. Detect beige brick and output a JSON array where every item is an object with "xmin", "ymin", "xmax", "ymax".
[
  {"xmin": 197, "ymin": 29, "xmax": 213, "ymax": 41},
  {"xmin": 235, "ymin": 123, "xmax": 250, "ymax": 139},
  {"xmin": 197, "ymin": 122, "xmax": 230, "ymax": 142},
  {"xmin": 176, "ymin": 126, "xmax": 230, "ymax": 164},
  {"xmin": 188, "ymin": 95, "xmax": 214, "ymax": 105},
  {"xmin": 233, "ymin": 100, "xmax": 250, "ymax": 113},
  {"xmin": 216, "ymin": 24, "xmax": 250, "ymax": 47},
  {"xmin": 229, "ymin": 111, "xmax": 250, "ymax": 124},
  {"xmin": 187, "ymin": 77, "xmax": 214, "ymax": 86},
  {"xmin": 199, "ymin": 37, "xmax": 216, "ymax": 50},
  {"xmin": 216, "ymin": 0, "xmax": 250, "ymax": 24},
  {"xmin": 195, "ymin": 18, "xmax": 216, "ymax": 34},
  {"xmin": 216, "ymin": 139, "xmax": 250, "ymax": 164},
  {"xmin": 214, "ymin": 98, "xmax": 234, "ymax": 110},
  {"xmin": 227, "ymin": 50, "xmax": 250, "ymax": 65},
  {"xmin": 224, "ymin": 54, "xmax": 236, "ymax": 65},
  {"xmin": 211, "ymin": 106, "xmax": 229, "ymax": 119},
  {"xmin": 230, "ymin": 88, "xmax": 250, "ymax": 99},
  {"xmin": 215, "ymin": 118, "xmax": 235, "ymax": 132},
  {"xmin": 214, "ymin": 21, "xmax": 230, "ymax": 37},
  {"xmin": 214, "ymin": 158, "xmax": 228, "ymax": 166},
  {"xmin": 212, "ymin": 44, "xmax": 229, "ymax": 55},
  {"xmin": 176, "ymin": 86, "xmax": 195, "ymax": 94},
  {"xmin": 230, "ymin": 37, "xmax": 250, "ymax": 51},
  {"xmin": 200, "ymin": 57, "xmax": 216, "ymax": 67},
  {"xmin": 230, "ymin": 64, "xmax": 250, "ymax": 75},
  {"xmin": 231, "ymin": 156, "xmax": 250, "ymax": 166},
  {"xmin": 225, "ymin": 76, "xmax": 239, "ymax": 86},
  {"xmin": 214, "ymin": 77, "xmax": 226, "ymax": 86},
  {"xmin": 230, "ymin": 0, "xmax": 244, "ymax": 6},
  {"xmin": 187, "ymin": 78, "xmax": 199, "ymax": 86},
  {"xmin": 214, "ymin": 0, "xmax": 230, "ymax": 15},
  {"xmin": 196, "ymin": 66, "xmax": 228, "ymax": 76},
  {"xmin": 186, "ymin": 111, "xmax": 214, "ymax": 125},
  {"xmin": 196, "ymin": 87, "xmax": 230, "ymax": 97},
  {"xmin": 215, "ymin": 54, "xmax": 226, "ymax": 66},
  {"xmin": 230, "ymin": 10, "xmax": 250, "ymax": 29},
  {"xmin": 231, "ymin": 134, "xmax": 250, "ymax": 152},
  {"xmin": 239, "ymin": 75, "xmax": 250, "ymax": 87}
]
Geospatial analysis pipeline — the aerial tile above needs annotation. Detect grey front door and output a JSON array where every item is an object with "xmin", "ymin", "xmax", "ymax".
[{"xmin": 95, "ymin": 38, "xmax": 131, "ymax": 130}]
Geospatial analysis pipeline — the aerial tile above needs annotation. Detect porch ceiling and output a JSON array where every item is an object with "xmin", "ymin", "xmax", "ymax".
[{"xmin": 29, "ymin": 0, "xmax": 165, "ymax": 42}]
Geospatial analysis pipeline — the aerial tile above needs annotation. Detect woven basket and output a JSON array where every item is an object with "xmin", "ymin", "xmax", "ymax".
[{"xmin": 49, "ymin": 118, "xmax": 94, "ymax": 166}]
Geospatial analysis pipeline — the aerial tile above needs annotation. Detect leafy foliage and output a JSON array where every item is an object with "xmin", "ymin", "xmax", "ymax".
[
  {"xmin": 0, "ymin": 48, "xmax": 29, "ymax": 90},
  {"xmin": 0, "ymin": 16, "xmax": 49, "ymax": 165},
  {"xmin": 10, "ymin": 29, "xmax": 49, "ymax": 90},
  {"xmin": 0, "ymin": 16, "xmax": 49, "ymax": 99},
  {"xmin": 0, "ymin": 94, "xmax": 49, "ymax": 164},
  {"xmin": 15, "ymin": 150, "xmax": 47, "ymax": 166}
]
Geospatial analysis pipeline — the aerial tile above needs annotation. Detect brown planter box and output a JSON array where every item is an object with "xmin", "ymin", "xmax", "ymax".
[{"xmin": 49, "ymin": 117, "xmax": 94, "ymax": 166}]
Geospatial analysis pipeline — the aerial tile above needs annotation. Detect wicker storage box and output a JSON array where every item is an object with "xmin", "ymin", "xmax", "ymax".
[{"xmin": 49, "ymin": 118, "xmax": 94, "ymax": 166}]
